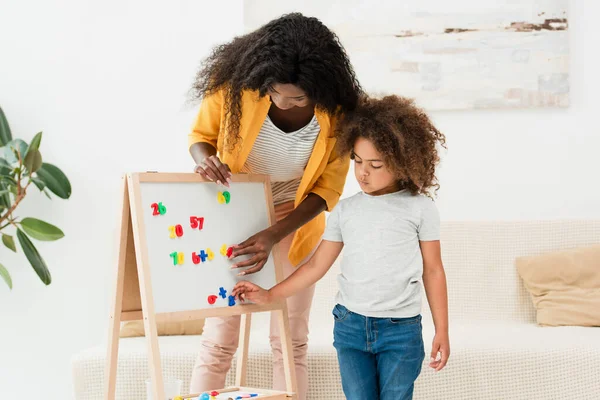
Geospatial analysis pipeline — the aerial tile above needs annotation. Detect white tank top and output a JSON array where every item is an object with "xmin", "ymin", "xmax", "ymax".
[{"xmin": 241, "ymin": 114, "xmax": 320, "ymax": 205}]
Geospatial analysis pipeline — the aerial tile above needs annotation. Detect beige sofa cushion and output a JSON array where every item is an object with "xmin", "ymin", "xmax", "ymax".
[
  {"xmin": 119, "ymin": 320, "xmax": 205, "ymax": 338},
  {"xmin": 516, "ymin": 245, "xmax": 600, "ymax": 327}
]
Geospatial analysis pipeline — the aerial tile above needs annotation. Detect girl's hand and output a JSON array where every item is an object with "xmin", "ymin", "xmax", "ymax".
[
  {"xmin": 194, "ymin": 154, "xmax": 232, "ymax": 187},
  {"xmin": 429, "ymin": 332, "xmax": 450, "ymax": 371},
  {"xmin": 232, "ymin": 281, "xmax": 272, "ymax": 304},
  {"xmin": 230, "ymin": 229, "xmax": 277, "ymax": 275}
]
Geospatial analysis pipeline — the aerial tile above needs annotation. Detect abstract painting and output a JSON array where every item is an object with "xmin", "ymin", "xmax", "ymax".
[{"xmin": 243, "ymin": 0, "xmax": 569, "ymax": 110}]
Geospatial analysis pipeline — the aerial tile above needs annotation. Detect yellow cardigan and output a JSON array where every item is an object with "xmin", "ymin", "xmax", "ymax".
[{"xmin": 188, "ymin": 89, "xmax": 350, "ymax": 266}]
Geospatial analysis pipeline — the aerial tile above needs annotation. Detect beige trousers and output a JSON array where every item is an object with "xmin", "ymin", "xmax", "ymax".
[{"xmin": 189, "ymin": 201, "xmax": 316, "ymax": 400}]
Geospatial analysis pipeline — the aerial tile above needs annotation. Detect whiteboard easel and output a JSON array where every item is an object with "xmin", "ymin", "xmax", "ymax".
[{"xmin": 104, "ymin": 172, "xmax": 297, "ymax": 400}]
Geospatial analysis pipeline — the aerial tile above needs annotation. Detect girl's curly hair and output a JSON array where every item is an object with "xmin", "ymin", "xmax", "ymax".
[
  {"xmin": 189, "ymin": 13, "xmax": 363, "ymax": 152},
  {"xmin": 337, "ymin": 95, "xmax": 447, "ymax": 197}
]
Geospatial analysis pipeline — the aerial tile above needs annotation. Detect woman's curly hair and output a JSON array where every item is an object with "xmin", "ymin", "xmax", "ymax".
[
  {"xmin": 337, "ymin": 95, "xmax": 447, "ymax": 197},
  {"xmin": 189, "ymin": 13, "xmax": 362, "ymax": 152}
]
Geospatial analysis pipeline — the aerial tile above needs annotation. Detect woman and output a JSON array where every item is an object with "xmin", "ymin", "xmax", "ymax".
[{"xmin": 188, "ymin": 13, "xmax": 361, "ymax": 399}]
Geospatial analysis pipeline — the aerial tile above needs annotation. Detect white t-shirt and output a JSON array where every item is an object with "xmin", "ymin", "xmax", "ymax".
[{"xmin": 322, "ymin": 190, "xmax": 440, "ymax": 318}]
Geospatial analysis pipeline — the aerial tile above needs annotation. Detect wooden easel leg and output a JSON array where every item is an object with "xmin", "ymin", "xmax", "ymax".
[
  {"xmin": 126, "ymin": 173, "xmax": 166, "ymax": 400},
  {"xmin": 104, "ymin": 278, "xmax": 124, "ymax": 399},
  {"xmin": 104, "ymin": 176, "xmax": 131, "ymax": 400},
  {"xmin": 274, "ymin": 305, "xmax": 298, "ymax": 400},
  {"xmin": 104, "ymin": 285, "xmax": 124, "ymax": 400},
  {"xmin": 235, "ymin": 313, "xmax": 252, "ymax": 387},
  {"xmin": 146, "ymin": 320, "xmax": 165, "ymax": 400}
]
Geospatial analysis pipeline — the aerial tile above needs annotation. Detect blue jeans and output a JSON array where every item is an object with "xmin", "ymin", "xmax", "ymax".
[{"xmin": 332, "ymin": 304, "xmax": 425, "ymax": 400}]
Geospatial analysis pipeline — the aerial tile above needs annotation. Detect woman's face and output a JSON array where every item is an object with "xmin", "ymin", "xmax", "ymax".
[{"xmin": 267, "ymin": 83, "xmax": 312, "ymax": 110}]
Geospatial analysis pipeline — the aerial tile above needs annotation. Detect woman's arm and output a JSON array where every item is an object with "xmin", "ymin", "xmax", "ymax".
[
  {"xmin": 270, "ymin": 193, "xmax": 327, "ymax": 242},
  {"xmin": 189, "ymin": 90, "xmax": 231, "ymax": 185},
  {"xmin": 190, "ymin": 142, "xmax": 217, "ymax": 164},
  {"xmin": 421, "ymin": 240, "xmax": 450, "ymax": 371},
  {"xmin": 231, "ymin": 194, "xmax": 328, "ymax": 274},
  {"xmin": 272, "ymin": 133, "xmax": 352, "ymax": 237},
  {"xmin": 232, "ymin": 240, "xmax": 344, "ymax": 303},
  {"xmin": 191, "ymin": 145, "xmax": 231, "ymax": 187},
  {"xmin": 231, "ymin": 133, "xmax": 350, "ymax": 273}
]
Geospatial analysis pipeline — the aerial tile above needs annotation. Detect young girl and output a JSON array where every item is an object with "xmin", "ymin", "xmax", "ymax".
[{"xmin": 232, "ymin": 95, "xmax": 450, "ymax": 400}]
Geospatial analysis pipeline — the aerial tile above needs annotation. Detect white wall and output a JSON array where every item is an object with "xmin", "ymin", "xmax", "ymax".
[
  {"xmin": 340, "ymin": 1, "xmax": 600, "ymax": 220},
  {"xmin": 0, "ymin": 0, "xmax": 244, "ymax": 398},
  {"xmin": 0, "ymin": 0, "xmax": 597, "ymax": 399}
]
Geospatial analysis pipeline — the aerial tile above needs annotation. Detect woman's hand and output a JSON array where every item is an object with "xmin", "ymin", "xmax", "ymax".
[
  {"xmin": 232, "ymin": 281, "xmax": 272, "ymax": 304},
  {"xmin": 230, "ymin": 228, "xmax": 277, "ymax": 276},
  {"xmin": 194, "ymin": 154, "xmax": 232, "ymax": 187}
]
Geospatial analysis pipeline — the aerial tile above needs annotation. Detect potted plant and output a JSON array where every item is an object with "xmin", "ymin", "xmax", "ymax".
[{"xmin": 0, "ymin": 106, "xmax": 71, "ymax": 289}]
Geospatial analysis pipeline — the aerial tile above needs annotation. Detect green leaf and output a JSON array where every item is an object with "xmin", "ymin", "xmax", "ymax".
[
  {"xmin": 0, "ymin": 182, "xmax": 11, "ymax": 209},
  {"xmin": 0, "ymin": 107, "xmax": 13, "ymax": 147},
  {"xmin": 0, "ymin": 158, "xmax": 12, "ymax": 176},
  {"xmin": 3, "ymin": 139, "xmax": 28, "ymax": 164},
  {"xmin": 0, "ymin": 263, "xmax": 12, "ymax": 289},
  {"xmin": 1, "ymin": 176, "xmax": 18, "ymax": 199},
  {"xmin": 16, "ymin": 229, "xmax": 51, "ymax": 285},
  {"xmin": 2, "ymin": 234, "xmax": 16, "ymax": 252},
  {"xmin": 20, "ymin": 217, "xmax": 64, "ymax": 241},
  {"xmin": 28, "ymin": 131, "xmax": 42, "ymax": 152},
  {"xmin": 35, "ymin": 163, "xmax": 71, "ymax": 199},
  {"xmin": 0, "ymin": 175, "xmax": 17, "ymax": 185},
  {"xmin": 23, "ymin": 132, "xmax": 43, "ymax": 174},
  {"xmin": 31, "ymin": 177, "xmax": 46, "ymax": 191},
  {"xmin": 23, "ymin": 149, "xmax": 42, "ymax": 174}
]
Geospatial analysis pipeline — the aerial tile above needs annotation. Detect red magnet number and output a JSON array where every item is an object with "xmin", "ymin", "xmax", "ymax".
[
  {"xmin": 151, "ymin": 202, "xmax": 166, "ymax": 216},
  {"xmin": 190, "ymin": 216, "xmax": 204, "ymax": 230}
]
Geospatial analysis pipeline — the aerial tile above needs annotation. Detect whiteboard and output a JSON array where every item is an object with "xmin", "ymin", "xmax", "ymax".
[{"xmin": 137, "ymin": 176, "xmax": 278, "ymax": 314}]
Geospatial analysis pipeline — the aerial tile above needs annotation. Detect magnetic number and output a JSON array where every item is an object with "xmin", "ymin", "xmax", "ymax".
[
  {"xmin": 192, "ymin": 252, "xmax": 201, "ymax": 264},
  {"xmin": 190, "ymin": 216, "xmax": 204, "ymax": 230},
  {"xmin": 168, "ymin": 224, "xmax": 183, "ymax": 238},
  {"xmin": 151, "ymin": 202, "xmax": 166, "ymax": 215},
  {"xmin": 170, "ymin": 252, "xmax": 184, "ymax": 265},
  {"xmin": 217, "ymin": 191, "xmax": 231, "ymax": 204},
  {"xmin": 192, "ymin": 249, "xmax": 213, "ymax": 264},
  {"xmin": 220, "ymin": 244, "xmax": 233, "ymax": 257}
]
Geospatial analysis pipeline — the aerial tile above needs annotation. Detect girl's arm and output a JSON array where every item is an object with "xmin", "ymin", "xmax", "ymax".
[
  {"xmin": 420, "ymin": 240, "xmax": 450, "ymax": 371},
  {"xmin": 232, "ymin": 240, "xmax": 343, "ymax": 303}
]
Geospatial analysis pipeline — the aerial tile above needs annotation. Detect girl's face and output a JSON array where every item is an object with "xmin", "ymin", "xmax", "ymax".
[
  {"xmin": 267, "ymin": 83, "xmax": 312, "ymax": 110},
  {"xmin": 353, "ymin": 137, "xmax": 400, "ymax": 196}
]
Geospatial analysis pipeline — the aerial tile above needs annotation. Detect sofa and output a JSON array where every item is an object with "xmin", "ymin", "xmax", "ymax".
[{"xmin": 72, "ymin": 220, "xmax": 600, "ymax": 399}]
